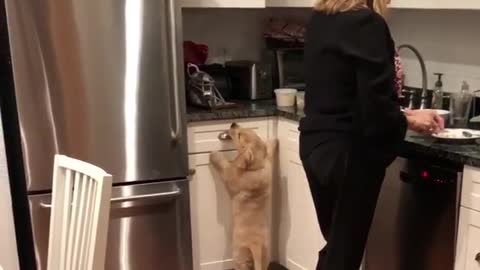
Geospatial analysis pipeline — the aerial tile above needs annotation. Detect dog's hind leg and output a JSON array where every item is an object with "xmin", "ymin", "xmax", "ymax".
[
  {"xmin": 250, "ymin": 243, "xmax": 268, "ymax": 270},
  {"xmin": 233, "ymin": 245, "xmax": 252, "ymax": 270}
]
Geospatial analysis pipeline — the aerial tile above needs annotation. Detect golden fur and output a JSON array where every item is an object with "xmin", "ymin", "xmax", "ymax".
[{"xmin": 210, "ymin": 123, "xmax": 277, "ymax": 270}]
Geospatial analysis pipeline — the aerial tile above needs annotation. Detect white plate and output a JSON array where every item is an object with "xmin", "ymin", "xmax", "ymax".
[
  {"xmin": 401, "ymin": 108, "xmax": 450, "ymax": 116},
  {"xmin": 432, "ymin": 128, "xmax": 480, "ymax": 140}
]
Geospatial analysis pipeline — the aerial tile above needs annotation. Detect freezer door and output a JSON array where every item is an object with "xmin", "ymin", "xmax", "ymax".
[
  {"xmin": 29, "ymin": 180, "xmax": 193, "ymax": 270},
  {"xmin": 5, "ymin": 0, "xmax": 187, "ymax": 191}
]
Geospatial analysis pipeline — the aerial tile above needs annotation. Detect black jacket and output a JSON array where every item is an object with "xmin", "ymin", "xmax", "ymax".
[{"xmin": 299, "ymin": 9, "xmax": 407, "ymax": 167}]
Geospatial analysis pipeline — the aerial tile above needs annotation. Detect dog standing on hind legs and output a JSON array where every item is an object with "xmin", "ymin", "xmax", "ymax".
[{"xmin": 210, "ymin": 122, "xmax": 277, "ymax": 270}]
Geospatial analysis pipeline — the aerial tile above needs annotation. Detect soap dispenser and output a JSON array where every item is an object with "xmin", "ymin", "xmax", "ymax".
[{"xmin": 433, "ymin": 73, "xmax": 444, "ymax": 109}]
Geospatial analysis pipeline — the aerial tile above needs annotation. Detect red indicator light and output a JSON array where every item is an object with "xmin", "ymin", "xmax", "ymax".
[{"xmin": 422, "ymin": 171, "xmax": 429, "ymax": 178}]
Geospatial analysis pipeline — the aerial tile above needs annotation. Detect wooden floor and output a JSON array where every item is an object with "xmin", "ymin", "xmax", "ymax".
[
  {"xmin": 229, "ymin": 262, "xmax": 288, "ymax": 270},
  {"xmin": 269, "ymin": 262, "xmax": 288, "ymax": 270}
]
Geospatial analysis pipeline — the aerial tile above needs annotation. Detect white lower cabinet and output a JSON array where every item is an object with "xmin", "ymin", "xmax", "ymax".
[
  {"xmin": 187, "ymin": 117, "xmax": 480, "ymax": 270},
  {"xmin": 276, "ymin": 119, "xmax": 325, "ymax": 270},
  {"xmin": 188, "ymin": 118, "xmax": 275, "ymax": 270},
  {"xmin": 456, "ymin": 207, "xmax": 480, "ymax": 270},
  {"xmin": 189, "ymin": 152, "xmax": 236, "ymax": 270},
  {"xmin": 283, "ymin": 150, "xmax": 324, "ymax": 270}
]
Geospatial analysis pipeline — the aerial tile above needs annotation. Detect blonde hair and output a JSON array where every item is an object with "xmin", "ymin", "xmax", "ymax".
[{"xmin": 314, "ymin": 0, "xmax": 389, "ymax": 17}]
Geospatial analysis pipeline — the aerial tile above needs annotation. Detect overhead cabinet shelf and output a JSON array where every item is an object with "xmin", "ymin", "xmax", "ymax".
[
  {"xmin": 389, "ymin": 0, "xmax": 480, "ymax": 9},
  {"xmin": 256, "ymin": 0, "xmax": 480, "ymax": 9}
]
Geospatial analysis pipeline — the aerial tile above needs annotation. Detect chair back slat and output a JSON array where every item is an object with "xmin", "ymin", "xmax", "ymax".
[{"xmin": 47, "ymin": 155, "xmax": 112, "ymax": 270}]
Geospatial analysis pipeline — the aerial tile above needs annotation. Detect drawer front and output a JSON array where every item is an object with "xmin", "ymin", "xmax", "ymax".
[
  {"xmin": 188, "ymin": 118, "xmax": 269, "ymax": 154},
  {"xmin": 463, "ymin": 209, "xmax": 480, "ymax": 270},
  {"xmin": 278, "ymin": 119, "xmax": 299, "ymax": 154},
  {"xmin": 462, "ymin": 166, "xmax": 480, "ymax": 211},
  {"xmin": 465, "ymin": 225, "xmax": 480, "ymax": 270}
]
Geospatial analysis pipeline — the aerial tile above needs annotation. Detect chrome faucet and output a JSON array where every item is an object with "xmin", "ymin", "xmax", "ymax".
[{"xmin": 398, "ymin": 44, "xmax": 428, "ymax": 109}]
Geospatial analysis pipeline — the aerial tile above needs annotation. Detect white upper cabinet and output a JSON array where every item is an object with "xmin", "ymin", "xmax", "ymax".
[
  {"xmin": 182, "ymin": 0, "xmax": 266, "ymax": 8},
  {"xmin": 390, "ymin": 0, "xmax": 480, "ymax": 9},
  {"xmin": 266, "ymin": 0, "xmax": 480, "ymax": 9}
]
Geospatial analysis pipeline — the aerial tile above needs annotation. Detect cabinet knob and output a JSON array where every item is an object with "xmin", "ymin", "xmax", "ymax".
[
  {"xmin": 188, "ymin": 168, "xmax": 196, "ymax": 176},
  {"xmin": 475, "ymin": 252, "xmax": 480, "ymax": 263},
  {"xmin": 218, "ymin": 131, "xmax": 231, "ymax": 141}
]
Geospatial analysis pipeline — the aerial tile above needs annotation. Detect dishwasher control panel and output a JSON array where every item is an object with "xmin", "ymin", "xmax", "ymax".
[{"xmin": 400, "ymin": 161, "xmax": 460, "ymax": 185}]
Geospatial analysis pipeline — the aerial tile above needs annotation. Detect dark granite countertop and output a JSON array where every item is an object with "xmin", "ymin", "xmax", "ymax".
[
  {"xmin": 187, "ymin": 100, "xmax": 304, "ymax": 122},
  {"xmin": 187, "ymin": 100, "xmax": 480, "ymax": 167}
]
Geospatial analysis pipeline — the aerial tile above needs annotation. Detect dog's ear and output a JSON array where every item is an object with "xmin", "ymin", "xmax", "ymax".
[{"xmin": 236, "ymin": 146, "xmax": 254, "ymax": 169}]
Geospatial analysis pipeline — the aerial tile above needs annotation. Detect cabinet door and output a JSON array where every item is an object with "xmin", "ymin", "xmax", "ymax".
[
  {"xmin": 182, "ymin": 0, "xmax": 266, "ymax": 8},
  {"xmin": 456, "ymin": 208, "xmax": 480, "ymax": 270},
  {"xmin": 189, "ymin": 152, "xmax": 236, "ymax": 270},
  {"xmin": 284, "ymin": 150, "xmax": 325, "ymax": 270}
]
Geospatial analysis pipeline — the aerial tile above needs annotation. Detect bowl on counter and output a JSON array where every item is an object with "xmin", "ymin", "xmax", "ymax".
[{"xmin": 274, "ymin": 88, "xmax": 297, "ymax": 107}]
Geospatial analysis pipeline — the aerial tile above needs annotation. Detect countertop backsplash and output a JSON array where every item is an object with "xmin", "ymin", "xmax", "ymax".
[{"xmin": 183, "ymin": 8, "xmax": 480, "ymax": 91}]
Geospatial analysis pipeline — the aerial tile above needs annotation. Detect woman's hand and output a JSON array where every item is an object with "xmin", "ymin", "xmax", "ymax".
[{"xmin": 404, "ymin": 109, "xmax": 445, "ymax": 134}]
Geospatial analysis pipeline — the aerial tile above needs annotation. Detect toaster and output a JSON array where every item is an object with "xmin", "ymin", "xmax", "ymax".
[{"xmin": 225, "ymin": 60, "xmax": 273, "ymax": 100}]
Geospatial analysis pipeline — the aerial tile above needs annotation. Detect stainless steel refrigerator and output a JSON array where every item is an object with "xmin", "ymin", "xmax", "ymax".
[{"xmin": 3, "ymin": 0, "xmax": 192, "ymax": 269}]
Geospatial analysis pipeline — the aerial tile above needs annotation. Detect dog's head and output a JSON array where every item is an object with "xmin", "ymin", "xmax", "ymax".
[{"xmin": 229, "ymin": 122, "xmax": 267, "ymax": 170}]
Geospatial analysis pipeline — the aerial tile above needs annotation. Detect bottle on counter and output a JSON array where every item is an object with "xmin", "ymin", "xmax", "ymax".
[
  {"xmin": 433, "ymin": 73, "xmax": 444, "ymax": 109},
  {"xmin": 450, "ymin": 81, "xmax": 473, "ymax": 128}
]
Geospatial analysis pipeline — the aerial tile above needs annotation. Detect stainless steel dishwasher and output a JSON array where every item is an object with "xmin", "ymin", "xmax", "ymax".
[{"xmin": 364, "ymin": 157, "xmax": 462, "ymax": 270}]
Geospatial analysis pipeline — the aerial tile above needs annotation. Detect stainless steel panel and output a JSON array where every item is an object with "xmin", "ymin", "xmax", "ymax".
[
  {"xmin": 29, "ymin": 180, "xmax": 193, "ymax": 270},
  {"xmin": 5, "ymin": 0, "xmax": 187, "ymax": 192},
  {"xmin": 365, "ymin": 158, "xmax": 457, "ymax": 270}
]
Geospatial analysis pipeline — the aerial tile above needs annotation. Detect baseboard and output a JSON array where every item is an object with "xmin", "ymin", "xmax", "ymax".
[
  {"xmin": 200, "ymin": 259, "xmax": 234, "ymax": 270},
  {"xmin": 286, "ymin": 259, "xmax": 308, "ymax": 270}
]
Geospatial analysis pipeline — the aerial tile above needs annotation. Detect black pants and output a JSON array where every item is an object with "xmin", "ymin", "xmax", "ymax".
[{"xmin": 301, "ymin": 139, "xmax": 386, "ymax": 270}]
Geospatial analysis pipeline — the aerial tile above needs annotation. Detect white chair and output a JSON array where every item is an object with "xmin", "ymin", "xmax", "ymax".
[{"xmin": 47, "ymin": 155, "xmax": 112, "ymax": 270}]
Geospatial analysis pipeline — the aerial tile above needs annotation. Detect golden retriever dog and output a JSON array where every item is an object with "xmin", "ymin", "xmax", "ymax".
[{"xmin": 210, "ymin": 123, "xmax": 277, "ymax": 270}]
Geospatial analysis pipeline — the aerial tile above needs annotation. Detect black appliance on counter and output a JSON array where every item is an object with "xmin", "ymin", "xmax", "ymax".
[
  {"xmin": 364, "ymin": 157, "xmax": 462, "ymax": 270},
  {"xmin": 225, "ymin": 60, "xmax": 273, "ymax": 100},
  {"xmin": 271, "ymin": 48, "xmax": 305, "ymax": 90}
]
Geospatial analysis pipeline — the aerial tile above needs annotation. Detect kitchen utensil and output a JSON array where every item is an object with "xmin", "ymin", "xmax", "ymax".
[
  {"xmin": 199, "ymin": 64, "xmax": 233, "ymax": 100},
  {"xmin": 400, "ymin": 88, "xmax": 434, "ymax": 109},
  {"xmin": 225, "ymin": 60, "xmax": 272, "ymax": 100},
  {"xmin": 274, "ymin": 88, "xmax": 297, "ymax": 107},
  {"xmin": 462, "ymin": 130, "xmax": 480, "ymax": 138},
  {"xmin": 432, "ymin": 128, "xmax": 480, "ymax": 143},
  {"xmin": 186, "ymin": 63, "xmax": 234, "ymax": 109}
]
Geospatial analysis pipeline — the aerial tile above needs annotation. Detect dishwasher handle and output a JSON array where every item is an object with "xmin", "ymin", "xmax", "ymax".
[{"xmin": 40, "ymin": 188, "xmax": 181, "ymax": 209}]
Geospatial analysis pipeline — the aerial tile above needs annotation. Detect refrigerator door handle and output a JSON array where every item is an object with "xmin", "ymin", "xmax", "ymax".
[
  {"xmin": 110, "ymin": 188, "xmax": 181, "ymax": 203},
  {"xmin": 167, "ymin": 0, "xmax": 182, "ymax": 143},
  {"xmin": 39, "ymin": 188, "xmax": 181, "ymax": 209}
]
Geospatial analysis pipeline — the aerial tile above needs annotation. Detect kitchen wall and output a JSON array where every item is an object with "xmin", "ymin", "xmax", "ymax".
[
  {"xmin": 183, "ymin": 8, "xmax": 480, "ymax": 93},
  {"xmin": 390, "ymin": 9, "xmax": 480, "ymax": 92},
  {"xmin": 0, "ymin": 109, "xmax": 19, "ymax": 270}
]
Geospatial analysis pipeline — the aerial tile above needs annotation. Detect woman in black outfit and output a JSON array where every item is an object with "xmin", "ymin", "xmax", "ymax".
[{"xmin": 300, "ymin": 0, "xmax": 444, "ymax": 269}]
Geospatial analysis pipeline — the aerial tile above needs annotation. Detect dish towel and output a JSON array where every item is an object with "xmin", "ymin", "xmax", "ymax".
[{"xmin": 394, "ymin": 50, "xmax": 404, "ymax": 98}]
